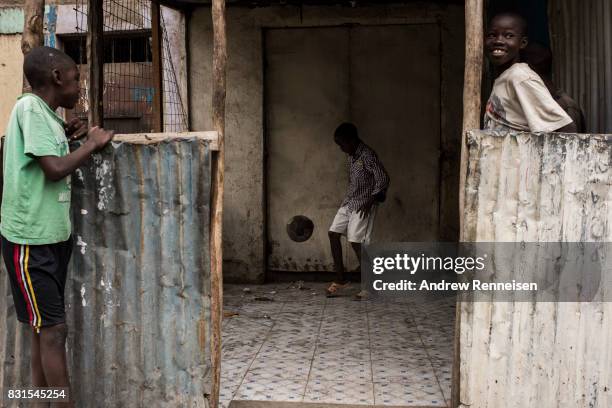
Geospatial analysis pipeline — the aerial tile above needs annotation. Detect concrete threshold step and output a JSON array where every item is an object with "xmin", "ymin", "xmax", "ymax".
[
  {"xmin": 229, "ymin": 401, "xmax": 443, "ymax": 408},
  {"xmin": 265, "ymin": 270, "xmax": 361, "ymax": 283}
]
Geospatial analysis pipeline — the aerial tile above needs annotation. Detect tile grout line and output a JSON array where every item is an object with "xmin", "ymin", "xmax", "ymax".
[
  {"xmin": 219, "ymin": 294, "xmax": 245, "ymax": 405},
  {"xmin": 406, "ymin": 302, "xmax": 448, "ymax": 408},
  {"xmin": 301, "ymin": 294, "xmax": 328, "ymax": 401},
  {"xmin": 365, "ymin": 299, "xmax": 376, "ymax": 405},
  {"xmin": 229, "ymin": 299, "xmax": 286, "ymax": 402}
]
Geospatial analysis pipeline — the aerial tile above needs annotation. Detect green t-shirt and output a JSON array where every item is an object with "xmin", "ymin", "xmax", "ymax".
[{"xmin": 1, "ymin": 93, "xmax": 71, "ymax": 245}]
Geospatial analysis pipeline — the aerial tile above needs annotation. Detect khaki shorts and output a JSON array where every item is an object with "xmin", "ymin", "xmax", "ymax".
[{"xmin": 329, "ymin": 205, "xmax": 377, "ymax": 244}]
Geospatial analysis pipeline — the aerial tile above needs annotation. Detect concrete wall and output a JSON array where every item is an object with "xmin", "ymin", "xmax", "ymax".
[
  {"xmin": 0, "ymin": 34, "xmax": 23, "ymax": 135},
  {"xmin": 0, "ymin": 3, "xmax": 73, "ymax": 133},
  {"xmin": 188, "ymin": 2, "xmax": 465, "ymax": 283},
  {"xmin": 0, "ymin": 7, "xmax": 25, "ymax": 134}
]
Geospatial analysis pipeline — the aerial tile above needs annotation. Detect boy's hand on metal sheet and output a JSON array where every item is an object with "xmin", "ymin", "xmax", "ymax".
[
  {"xmin": 64, "ymin": 117, "xmax": 88, "ymax": 140},
  {"xmin": 37, "ymin": 128, "xmax": 114, "ymax": 182},
  {"xmin": 87, "ymin": 126, "xmax": 115, "ymax": 150}
]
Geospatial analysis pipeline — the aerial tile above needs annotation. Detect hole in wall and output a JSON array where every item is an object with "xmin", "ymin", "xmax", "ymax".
[{"xmin": 286, "ymin": 215, "xmax": 314, "ymax": 242}]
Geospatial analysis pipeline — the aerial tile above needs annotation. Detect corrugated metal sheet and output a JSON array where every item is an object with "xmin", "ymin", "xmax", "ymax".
[
  {"xmin": 549, "ymin": 0, "xmax": 612, "ymax": 133},
  {"xmin": 1, "ymin": 138, "xmax": 213, "ymax": 407},
  {"xmin": 459, "ymin": 130, "xmax": 612, "ymax": 408}
]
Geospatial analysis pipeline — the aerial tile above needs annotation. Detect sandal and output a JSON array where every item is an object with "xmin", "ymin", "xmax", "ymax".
[
  {"xmin": 326, "ymin": 282, "xmax": 350, "ymax": 297},
  {"xmin": 352, "ymin": 290, "xmax": 370, "ymax": 301}
]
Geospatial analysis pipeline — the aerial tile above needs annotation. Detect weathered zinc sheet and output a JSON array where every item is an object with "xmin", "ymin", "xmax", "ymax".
[
  {"xmin": 459, "ymin": 131, "xmax": 612, "ymax": 408},
  {"xmin": 0, "ymin": 138, "xmax": 212, "ymax": 407},
  {"xmin": 549, "ymin": 0, "xmax": 612, "ymax": 133}
]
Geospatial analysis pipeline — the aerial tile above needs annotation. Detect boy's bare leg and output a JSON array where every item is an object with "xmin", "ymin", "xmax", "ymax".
[
  {"xmin": 39, "ymin": 324, "xmax": 74, "ymax": 408},
  {"xmin": 31, "ymin": 329, "xmax": 49, "ymax": 408},
  {"xmin": 350, "ymin": 242, "xmax": 361, "ymax": 270},
  {"xmin": 328, "ymin": 231, "xmax": 345, "ymax": 283},
  {"xmin": 351, "ymin": 242, "xmax": 369, "ymax": 299},
  {"xmin": 32, "ymin": 330, "xmax": 48, "ymax": 386}
]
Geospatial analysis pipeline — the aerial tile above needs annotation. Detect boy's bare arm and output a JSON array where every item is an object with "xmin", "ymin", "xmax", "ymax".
[{"xmin": 37, "ymin": 126, "xmax": 114, "ymax": 182}]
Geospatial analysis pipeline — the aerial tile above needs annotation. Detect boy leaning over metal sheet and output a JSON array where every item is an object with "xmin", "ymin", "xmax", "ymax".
[
  {"xmin": 483, "ymin": 12, "xmax": 577, "ymax": 133},
  {"xmin": 1, "ymin": 46, "xmax": 114, "ymax": 407}
]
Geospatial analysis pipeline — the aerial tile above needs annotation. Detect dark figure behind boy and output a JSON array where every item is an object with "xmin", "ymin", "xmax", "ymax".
[
  {"xmin": 1, "ymin": 46, "xmax": 113, "ymax": 407},
  {"xmin": 484, "ymin": 12, "xmax": 577, "ymax": 133},
  {"xmin": 326, "ymin": 123, "xmax": 389, "ymax": 298},
  {"xmin": 522, "ymin": 42, "xmax": 587, "ymax": 133}
]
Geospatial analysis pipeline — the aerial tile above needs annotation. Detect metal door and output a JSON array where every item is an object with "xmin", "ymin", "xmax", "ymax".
[
  {"xmin": 351, "ymin": 25, "xmax": 441, "ymax": 242},
  {"xmin": 265, "ymin": 25, "xmax": 441, "ymax": 272}
]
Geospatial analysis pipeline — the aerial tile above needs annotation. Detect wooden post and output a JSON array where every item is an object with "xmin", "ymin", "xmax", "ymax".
[
  {"xmin": 459, "ymin": 0, "xmax": 484, "ymax": 233},
  {"xmin": 210, "ymin": 0, "xmax": 226, "ymax": 406},
  {"xmin": 454, "ymin": 0, "xmax": 484, "ymax": 407},
  {"xmin": 87, "ymin": 0, "xmax": 104, "ymax": 127},
  {"xmin": 21, "ymin": 0, "xmax": 45, "ymax": 92},
  {"xmin": 151, "ymin": 1, "xmax": 164, "ymax": 132}
]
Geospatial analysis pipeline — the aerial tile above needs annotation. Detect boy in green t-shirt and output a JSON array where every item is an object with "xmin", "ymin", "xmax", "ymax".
[{"xmin": 1, "ymin": 46, "xmax": 113, "ymax": 405}]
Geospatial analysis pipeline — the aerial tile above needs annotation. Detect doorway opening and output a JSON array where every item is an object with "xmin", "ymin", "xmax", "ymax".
[{"xmin": 221, "ymin": 23, "xmax": 457, "ymax": 408}]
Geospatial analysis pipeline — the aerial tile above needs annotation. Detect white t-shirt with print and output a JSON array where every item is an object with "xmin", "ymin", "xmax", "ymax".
[{"xmin": 484, "ymin": 63, "xmax": 573, "ymax": 132}]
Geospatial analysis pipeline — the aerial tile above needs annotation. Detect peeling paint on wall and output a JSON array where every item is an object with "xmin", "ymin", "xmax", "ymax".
[
  {"xmin": 76, "ymin": 235, "xmax": 88, "ymax": 254},
  {"xmin": 0, "ymin": 5, "xmax": 57, "ymax": 35},
  {"xmin": 44, "ymin": 5, "xmax": 57, "ymax": 48},
  {"xmin": 0, "ymin": 8, "xmax": 23, "ymax": 34},
  {"xmin": 80, "ymin": 285, "xmax": 87, "ymax": 307}
]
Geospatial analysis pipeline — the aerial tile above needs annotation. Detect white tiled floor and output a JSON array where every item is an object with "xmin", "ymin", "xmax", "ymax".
[{"xmin": 221, "ymin": 283, "xmax": 455, "ymax": 407}]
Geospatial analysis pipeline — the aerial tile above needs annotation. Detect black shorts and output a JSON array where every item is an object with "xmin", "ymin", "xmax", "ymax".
[{"xmin": 2, "ymin": 236, "xmax": 73, "ymax": 331}]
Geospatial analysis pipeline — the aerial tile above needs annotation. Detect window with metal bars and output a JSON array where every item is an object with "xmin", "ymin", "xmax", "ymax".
[
  {"xmin": 70, "ymin": 0, "xmax": 188, "ymax": 133},
  {"xmin": 63, "ymin": 35, "xmax": 153, "ymax": 64}
]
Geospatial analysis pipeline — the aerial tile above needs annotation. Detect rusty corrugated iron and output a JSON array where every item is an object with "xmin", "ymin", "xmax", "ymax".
[
  {"xmin": 1, "ymin": 138, "xmax": 212, "ymax": 407},
  {"xmin": 549, "ymin": 0, "xmax": 612, "ymax": 133}
]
